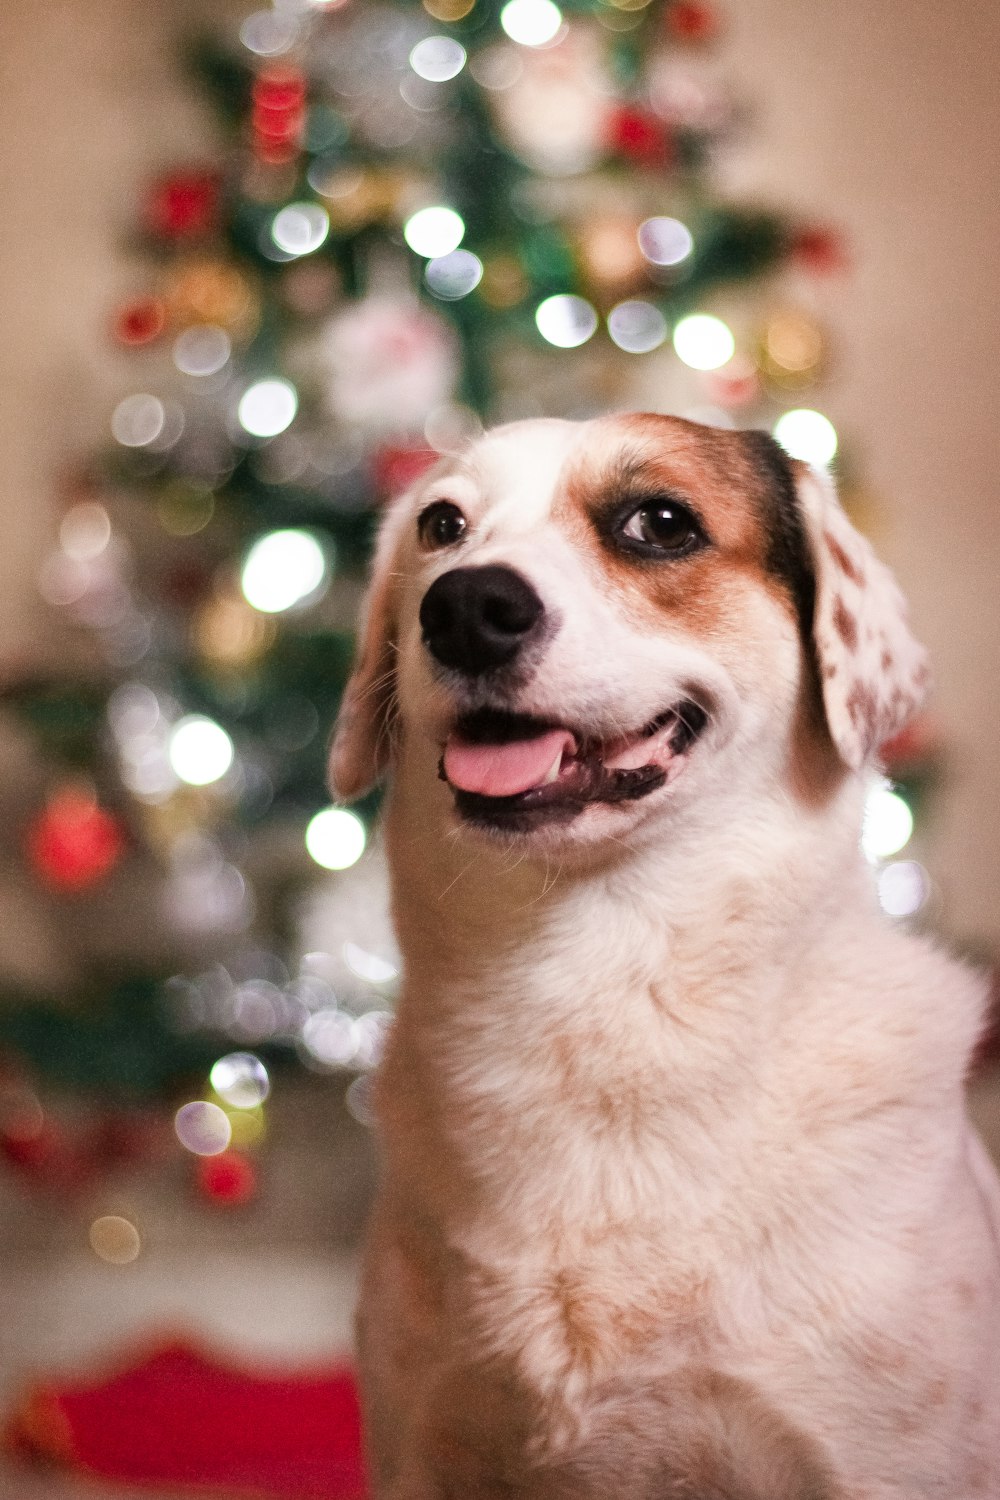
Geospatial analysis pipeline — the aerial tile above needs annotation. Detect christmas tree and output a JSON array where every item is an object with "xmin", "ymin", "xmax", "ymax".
[{"xmin": 0, "ymin": 0, "xmax": 937, "ymax": 1203}]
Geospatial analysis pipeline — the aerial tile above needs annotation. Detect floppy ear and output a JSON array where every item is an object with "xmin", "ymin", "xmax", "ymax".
[
  {"xmin": 328, "ymin": 505, "xmax": 408, "ymax": 802},
  {"xmin": 793, "ymin": 463, "xmax": 930, "ymax": 770}
]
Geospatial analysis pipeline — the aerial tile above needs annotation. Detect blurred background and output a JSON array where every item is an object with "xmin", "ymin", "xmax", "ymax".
[{"xmin": 0, "ymin": 1, "xmax": 997, "ymax": 1495}]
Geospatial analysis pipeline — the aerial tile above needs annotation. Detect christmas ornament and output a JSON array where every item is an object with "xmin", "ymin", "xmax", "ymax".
[
  {"xmin": 578, "ymin": 218, "xmax": 648, "ymax": 296},
  {"xmin": 26, "ymin": 787, "xmax": 127, "ymax": 892},
  {"xmin": 666, "ymin": 1, "xmax": 721, "ymax": 43},
  {"xmin": 789, "ymin": 224, "xmax": 849, "ymax": 275},
  {"xmin": 321, "ymin": 298, "xmax": 459, "ymax": 432},
  {"xmin": 111, "ymin": 297, "xmax": 166, "ymax": 347},
  {"xmin": 760, "ymin": 309, "xmax": 826, "ymax": 388},
  {"xmin": 165, "ymin": 258, "xmax": 260, "ymax": 338},
  {"xmin": 192, "ymin": 590, "xmax": 278, "ymax": 671},
  {"xmin": 252, "ymin": 66, "xmax": 307, "ymax": 165},
  {"xmin": 489, "ymin": 26, "xmax": 613, "ymax": 177},
  {"xmin": 607, "ymin": 106, "xmax": 674, "ymax": 166},
  {"xmin": 144, "ymin": 169, "xmax": 220, "ymax": 241}
]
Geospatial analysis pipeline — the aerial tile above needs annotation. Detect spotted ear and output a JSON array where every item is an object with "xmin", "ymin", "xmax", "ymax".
[
  {"xmin": 794, "ymin": 463, "xmax": 930, "ymax": 770},
  {"xmin": 328, "ymin": 505, "xmax": 408, "ymax": 802}
]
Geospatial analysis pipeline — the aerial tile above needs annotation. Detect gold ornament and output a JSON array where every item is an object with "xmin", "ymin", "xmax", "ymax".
[
  {"xmin": 165, "ymin": 259, "xmax": 261, "ymax": 340},
  {"xmin": 578, "ymin": 218, "xmax": 647, "ymax": 295},
  {"xmin": 423, "ymin": 0, "xmax": 475, "ymax": 18},
  {"xmin": 759, "ymin": 310, "xmax": 826, "ymax": 389}
]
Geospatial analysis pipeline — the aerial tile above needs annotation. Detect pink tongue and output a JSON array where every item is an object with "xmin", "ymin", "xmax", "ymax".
[{"xmin": 443, "ymin": 729, "xmax": 575, "ymax": 798}]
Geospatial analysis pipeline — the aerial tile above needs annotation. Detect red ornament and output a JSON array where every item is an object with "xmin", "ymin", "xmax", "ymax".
[
  {"xmin": 371, "ymin": 446, "xmax": 439, "ymax": 500},
  {"xmin": 26, "ymin": 789, "xmax": 127, "ymax": 892},
  {"xmin": 789, "ymin": 225, "xmax": 850, "ymax": 276},
  {"xmin": 666, "ymin": 1, "xmax": 721, "ymax": 43},
  {"xmin": 252, "ymin": 67, "xmax": 307, "ymax": 165},
  {"xmin": 145, "ymin": 169, "xmax": 220, "ymax": 241},
  {"xmin": 111, "ymin": 297, "xmax": 166, "ymax": 347},
  {"xmin": 196, "ymin": 1150, "xmax": 258, "ymax": 1207},
  {"xmin": 607, "ymin": 107, "xmax": 674, "ymax": 167}
]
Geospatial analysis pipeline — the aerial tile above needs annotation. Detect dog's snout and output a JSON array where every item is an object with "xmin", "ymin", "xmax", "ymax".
[{"xmin": 419, "ymin": 565, "xmax": 544, "ymax": 675}]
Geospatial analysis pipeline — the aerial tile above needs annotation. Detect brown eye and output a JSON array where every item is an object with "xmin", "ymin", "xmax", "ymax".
[
  {"xmin": 619, "ymin": 500, "xmax": 703, "ymax": 556},
  {"xmin": 418, "ymin": 501, "xmax": 467, "ymax": 551}
]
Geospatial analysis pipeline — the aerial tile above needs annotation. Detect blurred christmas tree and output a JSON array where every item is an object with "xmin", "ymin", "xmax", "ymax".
[{"xmin": 0, "ymin": 0, "xmax": 942, "ymax": 1196}]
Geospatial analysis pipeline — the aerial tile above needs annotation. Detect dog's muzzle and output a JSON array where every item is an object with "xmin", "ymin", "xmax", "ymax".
[{"xmin": 419, "ymin": 565, "xmax": 544, "ymax": 676}]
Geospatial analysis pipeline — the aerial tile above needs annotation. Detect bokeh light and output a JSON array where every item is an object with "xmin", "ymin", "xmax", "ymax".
[
  {"xmin": 240, "ymin": 10, "xmax": 300, "ymax": 54},
  {"xmin": 409, "ymin": 36, "xmax": 467, "ymax": 81},
  {"xmin": 535, "ymin": 294, "xmax": 598, "ymax": 348},
  {"xmin": 301, "ymin": 1008, "xmax": 358, "ymax": 1068},
  {"xmin": 89, "ymin": 1215, "xmax": 141, "ymax": 1265},
  {"xmin": 173, "ymin": 324, "xmax": 231, "ymax": 376},
  {"xmin": 425, "ymin": 249, "xmax": 483, "ymax": 300},
  {"xmin": 272, "ymin": 202, "xmax": 330, "ymax": 257},
  {"xmin": 877, "ymin": 859, "xmax": 930, "ymax": 918},
  {"xmin": 210, "ymin": 1051, "xmax": 270, "ymax": 1109},
  {"xmin": 174, "ymin": 1100, "xmax": 232, "ymax": 1156},
  {"xmin": 500, "ymin": 0, "xmax": 563, "ymax": 46},
  {"xmin": 241, "ymin": 529, "xmax": 328, "ymax": 614},
  {"xmin": 637, "ymin": 216, "xmax": 693, "ymax": 266},
  {"xmin": 862, "ymin": 785, "xmax": 914, "ymax": 862},
  {"xmin": 773, "ymin": 408, "xmax": 839, "ymax": 467},
  {"xmin": 607, "ymin": 300, "xmax": 667, "ymax": 353},
  {"xmin": 111, "ymin": 394, "xmax": 165, "ymax": 448},
  {"xmin": 237, "ymin": 379, "xmax": 298, "ymax": 438},
  {"xmin": 343, "ymin": 941, "xmax": 400, "ymax": 986},
  {"xmin": 403, "ymin": 206, "xmax": 465, "ymax": 258},
  {"xmin": 305, "ymin": 807, "xmax": 367, "ymax": 870},
  {"xmin": 672, "ymin": 313, "xmax": 735, "ymax": 371},
  {"xmin": 168, "ymin": 715, "xmax": 235, "ymax": 787},
  {"xmin": 60, "ymin": 502, "xmax": 111, "ymax": 561}
]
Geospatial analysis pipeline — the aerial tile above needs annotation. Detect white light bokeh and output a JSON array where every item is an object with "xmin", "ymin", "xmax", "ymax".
[
  {"xmin": 500, "ymin": 0, "xmax": 563, "ymax": 47},
  {"xmin": 535, "ymin": 294, "xmax": 598, "ymax": 348},
  {"xmin": 773, "ymin": 408, "xmax": 839, "ymax": 467},
  {"xmin": 607, "ymin": 300, "xmax": 668, "ymax": 354},
  {"xmin": 862, "ymin": 785, "xmax": 914, "ymax": 862},
  {"xmin": 239, "ymin": 9, "xmax": 300, "ymax": 54},
  {"xmin": 306, "ymin": 807, "xmax": 367, "ymax": 870},
  {"xmin": 111, "ymin": 394, "xmax": 165, "ymax": 448},
  {"xmin": 60, "ymin": 502, "xmax": 111, "ymax": 561},
  {"xmin": 210, "ymin": 1051, "xmax": 270, "ymax": 1109},
  {"xmin": 425, "ymin": 249, "xmax": 483, "ymax": 300},
  {"xmin": 409, "ymin": 35, "xmax": 467, "ymax": 81},
  {"xmin": 168, "ymin": 715, "xmax": 235, "ymax": 787},
  {"xmin": 672, "ymin": 313, "xmax": 735, "ymax": 371},
  {"xmin": 272, "ymin": 202, "xmax": 331, "ymax": 257},
  {"xmin": 403, "ymin": 206, "xmax": 465, "ymax": 258},
  {"xmin": 637, "ymin": 216, "xmax": 693, "ymax": 267},
  {"xmin": 237, "ymin": 379, "xmax": 298, "ymax": 438},
  {"xmin": 877, "ymin": 859, "xmax": 930, "ymax": 918},
  {"xmin": 343, "ymin": 941, "xmax": 399, "ymax": 986},
  {"xmin": 89, "ymin": 1215, "xmax": 141, "ymax": 1265},
  {"xmin": 173, "ymin": 324, "xmax": 232, "ymax": 376},
  {"xmin": 241, "ymin": 529, "xmax": 328, "ymax": 614},
  {"xmin": 301, "ymin": 1008, "xmax": 358, "ymax": 1067},
  {"xmin": 174, "ymin": 1100, "xmax": 232, "ymax": 1156}
]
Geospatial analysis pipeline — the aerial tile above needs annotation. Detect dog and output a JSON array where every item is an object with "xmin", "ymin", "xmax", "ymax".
[{"xmin": 330, "ymin": 414, "xmax": 1000, "ymax": 1498}]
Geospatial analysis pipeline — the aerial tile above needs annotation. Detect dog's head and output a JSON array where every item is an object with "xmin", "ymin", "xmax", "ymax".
[{"xmin": 331, "ymin": 415, "xmax": 928, "ymax": 852}]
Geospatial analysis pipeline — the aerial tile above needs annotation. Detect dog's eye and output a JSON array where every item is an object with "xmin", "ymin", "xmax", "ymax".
[
  {"xmin": 418, "ymin": 501, "xmax": 467, "ymax": 551},
  {"xmin": 618, "ymin": 500, "xmax": 703, "ymax": 556}
]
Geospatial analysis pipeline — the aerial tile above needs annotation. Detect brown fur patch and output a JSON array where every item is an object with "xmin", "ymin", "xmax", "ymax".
[
  {"xmin": 824, "ymin": 529, "xmax": 864, "ymax": 585},
  {"xmin": 831, "ymin": 595, "xmax": 859, "ymax": 651}
]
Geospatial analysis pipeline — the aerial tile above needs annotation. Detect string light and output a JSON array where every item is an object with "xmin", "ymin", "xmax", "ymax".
[
  {"xmin": 305, "ymin": 807, "xmax": 367, "ymax": 870},
  {"xmin": 403, "ymin": 206, "xmax": 465, "ymax": 258},
  {"xmin": 111, "ymin": 394, "xmax": 165, "ymax": 447},
  {"xmin": 862, "ymin": 785, "xmax": 914, "ymax": 862},
  {"xmin": 343, "ymin": 941, "xmax": 399, "ymax": 985},
  {"xmin": 271, "ymin": 202, "xmax": 330, "ymax": 257},
  {"xmin": 535, "ymin": 294, "xmax": 598, "ymax": 348},
  {"xmin": 60, "ymin": 503, "xmax": 111, "ymax": 561},
  {"xmin": 173, "ymin": 324, "xmax": 231, "ymax": 376},
  {"xmin": 425, "ymin": 249, "xmax": 483, "ymax": 300},
  {"xmin": 672, "ymin": 313, "xmax": 735, "ymax": 370},
  {"xmin": 607, "ymin": 300, "xmax": 667, "ymax": 353},
  {"xmin": 237, "ymin": 379, "xmax": 298, "ymax": 438},
  {"xmin": 89, "ymin": 1215, "xmax": 141, "ymax": 1264},
  {"xmin": 241, "ymin": 529, "xmax": 328, "ymax": 614},
  {"xmin": 878, "ymin": 859, "xmax": 930, "ymax": 918},
  {"xmin": 409, "ymin": 36, "xmax": 467, "ymax": 81},
  {"xmin": 174, "ymin": 1100, "xmax": 232, "ymax": 1155},
  {"xmin": 168, "ymin": 715, "xmax": 234, "ymax": 786},
  {"xmin": 637, "ymin": 216, "xmax": 693, "ymax": 266},
  {"xmin": 210, "ymin": 1052, "xmax": 270, "ymax": 1109},
  {"xmin": 773, "ymin": 408, "xmax": 838, "ymax": 466},
  {"xmin": 500, "ymin": 0, "xmax": 563, "ymax": 47}
]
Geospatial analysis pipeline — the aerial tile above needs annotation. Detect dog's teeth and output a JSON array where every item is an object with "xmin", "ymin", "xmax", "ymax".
[{"xmin": 541, "ymin": 750, "xmax": 564, "ymax": 785}]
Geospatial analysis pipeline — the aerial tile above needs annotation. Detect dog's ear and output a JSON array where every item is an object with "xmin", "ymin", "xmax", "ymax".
[
  {"xmin": 792, "ymin": 461, "xmax": 930, "ymax": 770},
  {"xmin": 328, "ymin": 504, "xmax": 409, "ymax": 802}
]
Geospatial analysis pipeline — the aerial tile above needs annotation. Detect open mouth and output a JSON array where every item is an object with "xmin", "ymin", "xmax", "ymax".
[{"xmin": 439, "ymin": 701, "xmax": 708, "ymax": 830}]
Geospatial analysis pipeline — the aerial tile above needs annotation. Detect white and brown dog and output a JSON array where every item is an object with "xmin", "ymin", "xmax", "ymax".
[{"xmin": 331, "ymin": 414, "xmax": 1000, "ymax": 1498}]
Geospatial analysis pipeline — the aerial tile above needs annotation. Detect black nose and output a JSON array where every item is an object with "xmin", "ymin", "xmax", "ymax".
[{"xmin": 419, "ymin": 565, "xmax": 544, "ymax": 675}]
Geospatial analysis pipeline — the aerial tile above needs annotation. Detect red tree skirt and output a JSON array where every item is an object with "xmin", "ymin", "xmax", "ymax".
[{"xmin": 4, "ymin": 1338, "xmax": 368, "ymax": 1499}]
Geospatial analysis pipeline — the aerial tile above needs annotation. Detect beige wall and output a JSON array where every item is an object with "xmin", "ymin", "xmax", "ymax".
[{"xmin": 0, "ymin": 1, "xmax": 997, "ymax": 944}]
